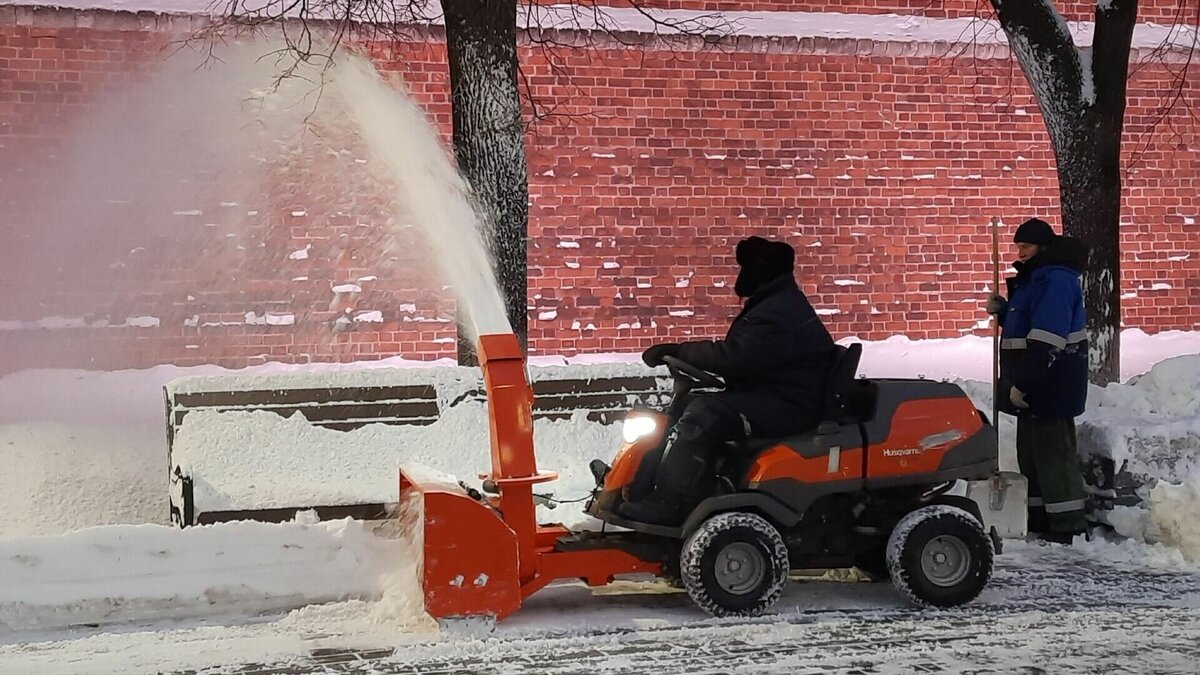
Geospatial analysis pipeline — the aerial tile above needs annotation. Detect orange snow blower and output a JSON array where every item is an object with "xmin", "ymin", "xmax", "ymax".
[
  {"xmin": 399, "ymin": 334, "xmax": 662, "ymax": 619},
  {"xmin": 400, "ymin": 333, "xmax": 1001, "ymax": 620}
]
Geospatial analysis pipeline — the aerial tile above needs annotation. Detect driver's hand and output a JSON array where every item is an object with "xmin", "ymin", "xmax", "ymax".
[{"xmin": 641, "ymin": 343, "xmax": 681, "ymax": 367}]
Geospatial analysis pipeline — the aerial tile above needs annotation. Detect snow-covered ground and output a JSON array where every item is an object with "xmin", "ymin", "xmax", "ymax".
[
  {"xmin": 0, "ymin": 329, "xmax": 1198, "ymax": 673},
  {"xmin": 2, "ymin": 540, "xmax": 1198, "ymax": 674}
]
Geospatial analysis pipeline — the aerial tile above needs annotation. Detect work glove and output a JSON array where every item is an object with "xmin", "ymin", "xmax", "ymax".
[
  {"xmin": 1009, "ymin": 386, "xmax": 1029, "ymax": 409},
  {"xmin": 642, "ymin": 343, "xmax": 681, "ymax": 367},
  {"xmin": 986, "ymin": 293, "xmax": 1009, "ymax": 317}
]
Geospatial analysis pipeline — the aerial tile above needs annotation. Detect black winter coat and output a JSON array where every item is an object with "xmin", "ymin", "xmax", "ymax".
[{"xmin": 675, "ymin": 275, "xmax": 836, "ymax": 438}]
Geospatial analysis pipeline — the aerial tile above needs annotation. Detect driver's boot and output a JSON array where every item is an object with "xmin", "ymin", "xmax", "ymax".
[{"xmin": 618, "ymin": 414, "xmax": 716, "ymax": 527}]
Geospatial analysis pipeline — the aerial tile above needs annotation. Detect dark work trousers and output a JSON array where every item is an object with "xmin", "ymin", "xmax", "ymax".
[
  {"xmin": 652, "ymin": 395, "xmax": 749, "ymax": 501},
  {"xmin": 1016, "ymin": 414, "xmax": 1088, "ymax": 534}
]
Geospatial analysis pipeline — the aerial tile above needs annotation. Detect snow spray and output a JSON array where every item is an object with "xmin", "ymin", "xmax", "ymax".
[
  {"xmin": 0, "ymin": 41, "xmax": 511, "ymax": 376},
  {"xmin": 328, "ymin": 56, "xmax": 512, "ymax": 342}
]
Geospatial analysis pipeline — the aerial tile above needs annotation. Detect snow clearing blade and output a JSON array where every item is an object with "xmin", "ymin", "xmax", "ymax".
[{"xmin": 399, "ymin": 468, "xmax": 523, "ymax": 619}]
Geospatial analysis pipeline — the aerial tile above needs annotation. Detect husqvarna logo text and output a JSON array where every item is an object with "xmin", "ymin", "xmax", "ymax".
[{"xmin": 882, "ymin": 447, "xmax": 923, "ymax": 457}]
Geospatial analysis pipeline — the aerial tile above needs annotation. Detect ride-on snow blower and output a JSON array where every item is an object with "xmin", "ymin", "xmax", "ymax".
[{"xmin": 399, "ymin": 333, "xmax": 1001, "ymax": 620}]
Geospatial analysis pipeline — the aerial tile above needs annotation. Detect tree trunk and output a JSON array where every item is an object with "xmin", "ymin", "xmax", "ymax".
[
  {"xmin": 441, "ymin": 0, "xmax": 528, "ymax": 365},
  {"xmin": 1057, "ymin": 139, "xmax": 1122, "ymax": 384}
]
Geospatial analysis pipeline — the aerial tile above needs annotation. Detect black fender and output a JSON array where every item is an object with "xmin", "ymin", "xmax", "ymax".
[
  {"xmin": 681, "ymin": 493, "xmax": 802, "ymax": 537},
  {"xmin": 928, "ymin": 494, "xmax": 984, "ymax": 525}
]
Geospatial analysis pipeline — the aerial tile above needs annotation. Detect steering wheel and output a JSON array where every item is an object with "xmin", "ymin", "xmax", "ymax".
[{"xmin": 661, "ymin": 355, "xmax": 725, "ymax": 389}]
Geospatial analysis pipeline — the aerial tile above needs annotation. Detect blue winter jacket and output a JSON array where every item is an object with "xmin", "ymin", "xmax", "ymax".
[{"xmin": 998, "ymin": 236, "xmax": 1090, "ymax": 419}]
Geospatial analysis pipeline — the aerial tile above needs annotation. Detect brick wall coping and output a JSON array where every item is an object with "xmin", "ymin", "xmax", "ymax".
[{"xmin": 3, "ymin": 2, "xmax": 1196, "ymax": 58}]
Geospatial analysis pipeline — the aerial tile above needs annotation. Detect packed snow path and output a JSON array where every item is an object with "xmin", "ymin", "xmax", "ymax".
[{"xmin": 4, "ymin": 541, "xmax": 1198, "ymax": 674}]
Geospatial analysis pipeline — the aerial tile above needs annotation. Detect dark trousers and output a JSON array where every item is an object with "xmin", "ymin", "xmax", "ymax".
[
  {"xmin": 651, "ymin": 395, "xmax": 748, "ymax": 500},
  {"xmin": 1017, "ymin": 414, "xmax": 1087, "ymax": 534}
]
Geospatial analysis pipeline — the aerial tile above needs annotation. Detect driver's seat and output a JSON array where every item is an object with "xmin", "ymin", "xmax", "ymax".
[{"xmin": 716, "ymin": 344, "xmax": 872, "ymax": 482}]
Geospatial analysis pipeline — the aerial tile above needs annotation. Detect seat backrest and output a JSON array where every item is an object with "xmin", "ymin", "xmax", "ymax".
[{"xmin": 821, "ymin": 343, "xmax": 864, "ymax": 423}]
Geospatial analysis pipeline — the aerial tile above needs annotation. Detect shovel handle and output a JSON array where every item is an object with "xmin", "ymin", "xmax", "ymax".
[{"xmin": 990, "ymin": 216, "xmax": 1001, "ymax": 429}]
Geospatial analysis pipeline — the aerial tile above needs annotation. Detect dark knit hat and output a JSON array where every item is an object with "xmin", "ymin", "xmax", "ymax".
[{"xmin": 1013, "ymin": 218, "xmax": 1056, "ymax": 245}]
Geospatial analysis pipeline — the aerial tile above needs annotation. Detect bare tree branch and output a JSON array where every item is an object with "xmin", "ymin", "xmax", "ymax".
[{"xmin": 1125, "ymin": 1, "xmax": 1200, "ymax": 172}]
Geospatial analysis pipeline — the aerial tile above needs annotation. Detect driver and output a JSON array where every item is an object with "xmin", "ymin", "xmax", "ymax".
[{"xmin": 620, "ymin": 236, "xmax": 836, "ymax": 526}]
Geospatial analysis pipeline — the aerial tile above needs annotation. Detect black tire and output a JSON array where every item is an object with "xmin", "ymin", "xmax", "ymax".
[
  {"xmin": 680, "ymin": 512, "xmax": 789, "ymax": 617},
  {"xmin": 887, "ymin": 505, "xmax": 994, "ymax": 608}
]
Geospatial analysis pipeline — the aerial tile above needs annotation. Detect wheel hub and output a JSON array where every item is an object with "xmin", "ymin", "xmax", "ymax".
[
  {"xmin": 920, "ymin": 535, "xmax": 972, "ymax": 587},
  {"xmin": 714, "ymin": 542, "xmax": 766, "ymax": 595}
]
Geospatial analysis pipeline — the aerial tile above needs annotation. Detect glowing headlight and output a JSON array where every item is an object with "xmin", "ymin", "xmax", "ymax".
[{"xmin": 622, "ymin": 415, "xmax": 659, "ymax": 444}]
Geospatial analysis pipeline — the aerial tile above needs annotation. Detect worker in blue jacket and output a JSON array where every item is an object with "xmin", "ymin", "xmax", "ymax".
[{"xmin": 987, "ymin": 218, "xmax": 1090, "ymax": 544}]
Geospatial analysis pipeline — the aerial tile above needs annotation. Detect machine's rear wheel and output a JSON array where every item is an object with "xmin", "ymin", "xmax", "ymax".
[
  {"xmin": 680, "ymin": 512, "xmax": 789, "ymax": 617},
  {"xmin": 886, "ymin": 505, "xmax": 993, "ymax": 607}
]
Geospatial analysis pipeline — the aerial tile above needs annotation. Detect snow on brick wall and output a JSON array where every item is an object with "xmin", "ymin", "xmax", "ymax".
[{"xmin": 0, "ymin": 8, "xmax": 1197, "ymax": 372}]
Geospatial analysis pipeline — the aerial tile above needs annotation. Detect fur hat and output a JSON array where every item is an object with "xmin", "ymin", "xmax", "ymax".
[{"xmin": 734, "ymin": 236, "xmax": 795, "ymax": 297}]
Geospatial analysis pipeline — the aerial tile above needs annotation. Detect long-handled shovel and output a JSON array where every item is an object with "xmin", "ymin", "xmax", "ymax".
[{"xmin": 976, "ymin": 215, "xmax": 1029, "ymax": 540}]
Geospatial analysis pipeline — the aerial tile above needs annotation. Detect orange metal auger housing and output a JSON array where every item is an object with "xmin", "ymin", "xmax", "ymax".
[{"xmin": 399, "ymin": 333, "xmax": 662, "ymax": 620}]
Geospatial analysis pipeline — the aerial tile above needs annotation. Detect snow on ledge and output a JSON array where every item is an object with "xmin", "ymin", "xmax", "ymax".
[
  {"xmin": 165, "ymin": 359, "xmax": 659, "ymax": 399},
  {"xmin": 8, "ymin": 2, "xmax": 1196, "ymax": 50}
]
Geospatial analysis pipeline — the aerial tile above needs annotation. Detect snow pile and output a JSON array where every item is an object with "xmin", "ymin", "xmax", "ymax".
[
  {"xmin": 0, "ymin": 515, "xmax": 430, "ymax": 632},
  {"xmin": 0, "ymin": 422, "xmax": 164, "ymax": 538},
  {"xmin": 0, "ymin": 359, "xmax": 457, "ymax": 541},
  {"xmin": 1147, "ymin": 478, "xmax": 1200, "ymax": 562},
  {"xmin": 1090, "ymin": 352, "xmax": 1200, "ymax": 418},
  {"xmin": 1078, "ymin": 354, "xmax": 1200, "ymax": 492},
  {"xmin": 1071, "ymin": 355, "xmax": 1200, "ymax": 561}
]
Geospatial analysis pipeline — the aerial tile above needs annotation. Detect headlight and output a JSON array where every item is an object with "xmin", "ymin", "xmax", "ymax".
[{"xmin": 622, "ymin": 415, "xmax": 659, "ymax": 444}]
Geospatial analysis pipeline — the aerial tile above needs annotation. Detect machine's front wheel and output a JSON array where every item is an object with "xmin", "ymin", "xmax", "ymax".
[
  {"xmin": 680, "ymin": 512, "xmax": 789, "ymax": 617},
  {"xmin": 886, "ymin": 505, "xmax": 994, "ymax": 607}
]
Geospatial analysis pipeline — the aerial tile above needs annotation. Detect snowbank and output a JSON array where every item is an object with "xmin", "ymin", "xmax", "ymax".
[
  {"xmin": 0, "ymin": 514, "xmax": 429, "ymax": 633},
  {"xmin": 1071, "ymin": 355, "xmax": 1200, "ymax": 558},
  {"xmin": 0, "ymin": 422, "xmax": 164, "ymax": 538}
]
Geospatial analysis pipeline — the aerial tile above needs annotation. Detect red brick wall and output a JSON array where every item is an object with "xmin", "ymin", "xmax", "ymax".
[{"xmin": 1, "ymin": 7, "xmax": 1198, "ymax": 372}]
